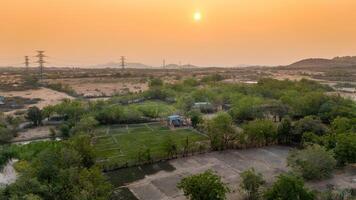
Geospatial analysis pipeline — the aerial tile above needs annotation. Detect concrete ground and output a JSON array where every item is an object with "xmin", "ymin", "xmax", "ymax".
[
  {"xmin": 126, "ymin": 146, "xmax": 356, "ymax": 200},
  {"xmin": 127, "ymin": 146, "xmax": 291, "ymax": 200}
]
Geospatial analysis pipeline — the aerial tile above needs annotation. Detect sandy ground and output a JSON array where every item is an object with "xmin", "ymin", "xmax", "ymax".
[
  {"xmin": 0, "ymin": 87, "xmax": 73, "ymax": 113},
  {"xmin": 0, "ymin": 159, "xmax": 18, "ymax": 186},
  {"xmin": 12, "ymin": 125, "xmax": 55, "ymax": 142},
  {"xmin": 46, "ymin": 78, "xmax": 148, "ymax": 97},
  {"xmin": 126, "ymin": 146, "xmax": 356, "ymax": 200}
]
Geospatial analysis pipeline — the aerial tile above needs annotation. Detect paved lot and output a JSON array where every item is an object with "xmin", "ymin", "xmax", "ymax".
[{"xmin": 127, "ymin": 146, "xmax": 291, "ymax": 200}]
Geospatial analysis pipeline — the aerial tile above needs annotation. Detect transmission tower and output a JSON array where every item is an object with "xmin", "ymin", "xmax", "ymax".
[
  {"xmin": 35, "ymin": 51, "xmax": 46, "ymax": 81},
  {"xmin": 24, "ymin": 56, "xmax": 30, "ymax": 72},
  {"xmin": 120, "ymin": 56, "xmax": 126, "ymax": 70}
]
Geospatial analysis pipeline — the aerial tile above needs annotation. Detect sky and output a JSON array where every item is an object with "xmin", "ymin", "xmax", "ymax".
[{"xmin": 1, "ymin": 0, "xmax": 356, "ymax": 67}]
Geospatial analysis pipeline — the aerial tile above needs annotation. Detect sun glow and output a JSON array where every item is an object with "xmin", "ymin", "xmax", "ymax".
[{"xmin": 194, "ymin": 11, "xmax": 202, "ymax": 22}]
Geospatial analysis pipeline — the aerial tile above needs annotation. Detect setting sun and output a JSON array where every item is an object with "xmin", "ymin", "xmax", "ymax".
[{"xmin": 194, "ymin": 11, "xmax": 202, "ymax": 22}]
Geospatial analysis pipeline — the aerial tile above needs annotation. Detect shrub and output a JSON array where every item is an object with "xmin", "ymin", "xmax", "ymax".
[
  {"xmin": 242, "ymin": 119, "xmax": 277, "ymax": 147},
  {"xmin": 178, "ymin": 170, "xmax": 229, "ymax": 200},
  {"xmin": 287, "ymin": 145, "xmax": 336, "ymax": 180},
  {"xmin": 204, "ymin": 112, "xmax": 236, "ymax": 150},
  {"xmin": 263, "ymin": 174, "xmax": 315, "ymax": 200},
  {"xmin": 334, "ymin": 134, "xmax": 356, "ymax": 166},
  {"xmin": 277, "ymin": 117, "xmax": 292, "ymax": 144},
  {"xmin": 240, "ymin": 168, "xmax": 265, "ymax": 200}
]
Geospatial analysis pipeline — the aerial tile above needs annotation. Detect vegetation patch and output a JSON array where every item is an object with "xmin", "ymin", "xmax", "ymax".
[{"xmin": 93, "ymin": 123, "xmax": 208, "ymax": 170}]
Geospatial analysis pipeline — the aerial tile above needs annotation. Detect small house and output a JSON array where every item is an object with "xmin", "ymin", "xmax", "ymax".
[
  {"xmin": 193, "ymin": 102, "xmax": 215, "ymax": 113},
  {"xmin": 167, "ymin": 115, "xmax": 183, "ymax": 127}
]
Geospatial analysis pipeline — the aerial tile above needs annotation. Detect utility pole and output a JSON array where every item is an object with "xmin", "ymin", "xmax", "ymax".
[
  {"xmin": 24, "ymin": 56, "xmax": 30, "ymax": 72},
  {"xmin": 35, "ymin": 50, "xmax": 46, "ymax": 81},
  {"xmin": 120, "ymin": 56, "xmax": 126, "ymax": 70},
  {"xmin": 163, "ymin": 59, "xmax": 166, "ymax": 69}
]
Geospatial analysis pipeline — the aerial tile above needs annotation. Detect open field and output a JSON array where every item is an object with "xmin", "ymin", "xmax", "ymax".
[
  {"xmin": 106, "ymin": 146, "xmax": 356, "ymax": 200},
  {"xmin": 0, "ymin": 87, "xmax": 73, "ymax": 114},
  {"xmin": 94, "ymin": 123, "xmax": 208, "ymax": 168},
  {"xmin": 45, "ymin": 77, "xmax": 148, "ymax": 97}
]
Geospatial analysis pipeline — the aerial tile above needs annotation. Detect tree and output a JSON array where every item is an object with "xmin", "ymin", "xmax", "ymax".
[
  {"xmin": 26, "ymin": 107, "xmax": 43, "ymax": 126},
  {"xmin": 74, "ymin": 115, "xmax": 99, "ymax": 135},
  {"xmin": 334, "ymin": 133, "xmax": 356, "ymax": 165},
  {"xmin": 148, "ymin": 78, "xmax": 164, "ymax": 88},
  {"xmin": 229, "ymin": 96, "xmax": 263, "ymax": 121},
  {"xmin": 205, "ymin": 112, "xmax": 236, "ymax": 150},
  {"xmin": 188, "ymin": 110, "xmax": 203, "ymax": 128},
  {"xmin": 163, "ymin": 136, "xmax": 178, "ymax": 158},
  {"xmin": 293, "ymin": 116, "xmax": 328, "ymax": 144},
  {"xmin": 240, "ymin": 168, "xmax": 265, "ymax": 200},
  {"xmin": 242, "ymin": 119, "xmax": 277, "ymax": 147},
  {"xmin": 287, "ymin": 145, "xmax": 336, "ymax": 180},
  {"xmin": 331, "ymin": 117, "xmax": 352, "ymax": 134},
  {"xmin": 0, "ymin": 127, "xmax": 14, "ymax": 143},
  {"xmin": 277, "ymin": 117, "xmax": 292, "ymax": 144},
  {"xmin": 263, "ymin": 174, "xmax": 315, "ymax": 200},
  {"xmin": 177, "ymin": 170, "xmax": 229, "ymax": 200}
]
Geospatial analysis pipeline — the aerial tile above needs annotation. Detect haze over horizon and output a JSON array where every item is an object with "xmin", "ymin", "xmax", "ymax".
[{"xmin": 1, "ymin": 0, "xmax": 356, "ymax": 68}]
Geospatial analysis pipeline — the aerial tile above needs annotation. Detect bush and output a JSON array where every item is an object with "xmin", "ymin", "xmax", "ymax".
[
  {"xmin": 26, "ymin": 106, "xmax": 43, "ymax": 126},
  {"xmin": 242, "ymin": 119, "xmax": 277, "ymax": 147},
  {"xmin": 240, "ymin": 168, "xmax": 265, "ymax": 200},
  {"xmin": 177, "ymin": 170, "xmax": 229, "ymax": 200},
  {"xmin": 204, "ymin": 112, "xmax": 236, "ymax": 150},
  {"xmin": 277, "ymin": 117, "xmax": 292, "ymax": 144},
  {"xmin": 263, "ymin": 174, "xmax": 315, "ymax": 200},
  {"xmin": 287, "ymin": 145, "xmax": 336, "ymax": 180},
  {"xmin": 334, "ymin": 134, "xmax": 356, "ymax": 166},
  {"xmin": 0, "ymin": 127, "xmax": 14, "ymax": 143},
  {"xmin": 292, "ymin": 116, "xmax": 328, "ymax": 144}
]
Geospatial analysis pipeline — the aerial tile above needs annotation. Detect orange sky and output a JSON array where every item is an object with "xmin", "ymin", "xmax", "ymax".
[{"xmin": 1, "ymin": 0, "xmax": 356, "ymax": 67}]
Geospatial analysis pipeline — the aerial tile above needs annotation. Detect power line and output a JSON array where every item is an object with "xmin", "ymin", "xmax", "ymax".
[
  {"xmin": 35, "ymin": 50, "xmax": 46, "ymax": 81},
  {"xmin": 120, "ymin": 56, "xmax": 126, "ymax": 70},
  {"xmin": 24, "ymin": 56, "xmax": 30, "ymax": 72}
]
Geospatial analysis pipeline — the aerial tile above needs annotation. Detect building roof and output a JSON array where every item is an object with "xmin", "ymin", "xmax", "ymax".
[{"xmin": 168, "ymin": 115, "xmax": 181, "ymax": 120}]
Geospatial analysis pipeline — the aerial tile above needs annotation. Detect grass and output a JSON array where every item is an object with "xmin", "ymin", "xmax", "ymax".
[{"xmin": 94, "ymin": 123, "xmax": 208, "ymax": 169}]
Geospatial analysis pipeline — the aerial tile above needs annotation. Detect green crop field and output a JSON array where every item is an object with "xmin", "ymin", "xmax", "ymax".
[{"xmin": 94, "ymin": 123, "xmax": 208, "ymax": 169}]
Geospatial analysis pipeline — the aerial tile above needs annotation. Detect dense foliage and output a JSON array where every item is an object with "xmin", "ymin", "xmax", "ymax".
[
  {"xmin": 263, "ymin": 174, "xmax": 315, "ymax": 200},
  {"xmin": 287, "ymin": 145, "xmax": 336, "ymax": 180},
  {"xmin": 0, "ymin": 136, "xmax": 112, "ymax": 200},
  {"xmin": 240, "ymin": 168, "xmax": 265, "ymax": 200},
  {"xmin": 178, "ymin": 170, "xmax": 229, "ymax": 200}
]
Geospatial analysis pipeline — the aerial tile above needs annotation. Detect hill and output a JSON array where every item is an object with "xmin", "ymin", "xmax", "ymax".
[{"xmin": 288, "ymin": 56, "xmax": 356, "ymax": 68}]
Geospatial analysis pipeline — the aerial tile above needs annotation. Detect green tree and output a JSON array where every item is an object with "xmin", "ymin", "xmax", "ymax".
[
  {"xmin": 0, "ymin": 127, "xmax": 14, "ymax": 143},
  {"xmin": 240, "ymin": 168, "xmax": 265, "ymax": 200},
  {"xmin": 242, "ymin": 119, "xmax": 277, "ymax": 147},
  {"xmin": 331, "ymin": 117, "xmax": 352, "ymax": 134},
  {"xmin": 277, "ymin": 117, "xmax": 292, "ymax": 144},
  {"xmin": 334, "ymin": 133, "xmax": 356, "ymax": 165},
  {"xmin": 293, "ymin": 116, "xmax": 328, "ymax": 144},
  {"xmin": 26, "ymin": 106, "xmax": 43, "ymax": 126},
  {"xmin": 148, "ymin": 78, "xmax": 164, "ymax": 88},
  {"xmin": 205, "ymin": 112, "xmax": 236, "ymax": 150},
  {"xmin": 188, "ymin": 110, "xmax": 203, "ymax": 128},
  {"xmin": 229, "ymin": 96, "xmax": 263, "ymax": 121},
  {"xmin": 74, "ymin": 115, "xmax": 99, "ymax": 135},
  {"xmin": 287, "ymin": 145, "xmax": 336, "ymax": 180},
  {"xmin": 163, "ymin": 136, "xmax": 178, "ymax": 158},
  {"xmin": 178, "ymin": 170, "xmax": 229, "ymax": 200},
  {"xmin": 264, "ymin": 174, "xmax": 315, "ymax": 200}
]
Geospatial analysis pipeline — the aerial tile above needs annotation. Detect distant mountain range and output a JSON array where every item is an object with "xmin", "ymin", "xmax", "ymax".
[
  {"xmin": 89, "ymin": 62, "xmax": 152, "ymax": 69},
  {"xmin": 287, "ymin": 56, "xmax": 356, "ymax": 68},
  {"xmin": 88, "ymin": 62, "xmax": 200, "ymax": 69}
]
